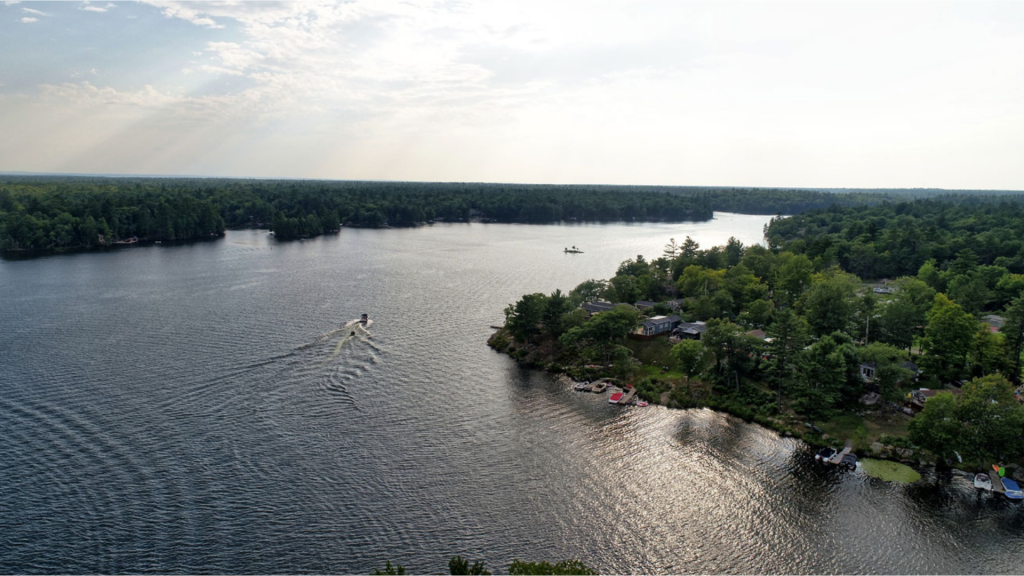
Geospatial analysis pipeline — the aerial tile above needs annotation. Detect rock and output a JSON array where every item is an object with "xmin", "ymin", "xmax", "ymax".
[
  {"xmin": 895, "ymin": 447, "xmax": 913, "ymax": 458},
  {"xmin": 821, "ymin": 434, "xmax": 830, "ymax": 440},
  {"xmin": 870, "ymin": 442, "xmax": 884, "ymax": 454}
]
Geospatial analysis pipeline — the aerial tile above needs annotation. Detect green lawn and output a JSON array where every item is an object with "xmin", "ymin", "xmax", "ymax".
[{"xmin": 860, "ymin": 458, "xmax": 922, "ymax": 483}]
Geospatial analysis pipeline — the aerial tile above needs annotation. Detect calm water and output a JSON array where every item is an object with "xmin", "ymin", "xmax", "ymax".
[{"xmin": 1, "ymin": 214, "xmax": 1021, "ymax": 574}]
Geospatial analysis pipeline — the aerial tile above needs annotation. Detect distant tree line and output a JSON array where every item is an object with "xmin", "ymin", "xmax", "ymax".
[{"xmin": 2, "ymin": 175, "xmax": 1023, "ymax": 251}]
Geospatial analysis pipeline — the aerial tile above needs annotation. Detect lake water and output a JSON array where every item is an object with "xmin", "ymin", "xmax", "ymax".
[{"xmin": 1, "ymin": 214, "xmax": 1022, "ymax": 574}]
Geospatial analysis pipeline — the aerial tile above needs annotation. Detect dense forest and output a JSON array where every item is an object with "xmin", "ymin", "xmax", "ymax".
[
  {"xmin": 765, "ymin": 199, "xmax": 1024, "ymax": 316},
  {"xmin": 496, "ymin": 215, "xmax": 1024, "ymax": 466},
  {"xmin": 3, "ymin": 175, "xmax": 1022, "ymax": 252}
]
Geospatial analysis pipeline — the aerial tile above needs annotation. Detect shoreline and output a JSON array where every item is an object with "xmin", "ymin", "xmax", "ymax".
[{"xmin": 486, "ymin": 327, "xmax": 983, "ymax": 479}]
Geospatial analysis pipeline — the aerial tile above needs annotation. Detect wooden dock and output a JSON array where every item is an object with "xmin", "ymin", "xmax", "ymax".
[
  {"xmin": 989, "ymin": 468, "xmax": 1006, "ymax": 494},
  {"xmin": 829, "ymin": 440, "xmax": 853, "ymax": 465},
  {"xmin": 618, "ymin": 388, "xmax": 637, "ymax": 405}
]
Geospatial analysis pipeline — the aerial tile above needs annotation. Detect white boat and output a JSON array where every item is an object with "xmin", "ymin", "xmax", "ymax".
[
  {"xmin": 608, "ymin": 391, "xmax": 624, "ymax": 404},
  {"xmin": 974, "ymin": 473, "xmax": 993, "ymax": 491}
]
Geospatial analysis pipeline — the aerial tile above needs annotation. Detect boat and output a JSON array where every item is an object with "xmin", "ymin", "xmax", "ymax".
[
  {"xmin": 574, "ymin": 381, "xmax": 590, "ymax": 391},
  {"xmin": 974, "ymin": 473, "xmax": 993, "ymax": 491},
  {"xmin": 564, "ymin": 245, "xmax": 583, "ymax": 254},
  {"xmin": 839, "ymin": 453, "xmax": 859, "ymax": 471},
  {"xmin": 359, "ymin": 313, "xmax": 369, "ymax": 324},
  {"xmin": 1001, "ymin": 477, "xmax": 1023, "ymax": 500},
  {"xmin": 591, "ymin": 382, "xmax": 608, "ymax": 393},
  {"xmin": 815, "ymin": 447, "xmax": 837, "ymax": 462},
  {"xmin": 609, "ymin": 391, "xmax": 624, "ymax": 404},
  {"xmin": 635, "ymin": 401, "xmax": 649, "ymax": 407}
]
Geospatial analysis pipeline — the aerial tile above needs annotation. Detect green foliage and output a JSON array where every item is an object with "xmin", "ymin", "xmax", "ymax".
[
  {"xmin": 921, "ymin": 294, "xmax": 978, "ymax": 384},
  {"xmin": 1002, "ymin": 294, "xmax": 1024, "ymax": 384},
  {"xmin": 508, "ymin": 559, "xmax": 597, "ymax": 575},
  {"xmin": 504, "ymin": 293, "xmax": 548, "ymax": 342},
  {"xmin": 449, "ymin": 555, "xmax": 490, "ymax": 575},
  {"xmin": 801, "ymin": 268, "xmax": 860, "ymax": 336},
  {"xmin": 670, "ymin": 339, "xmax": 706, "ymax": 382},
  {"xmin": 878, "ymin": 277, "xmax": 936, "ymax": 350},
  {"xmin": 372, "ymin": 561, "xmax": 406, "ymax": 575}
]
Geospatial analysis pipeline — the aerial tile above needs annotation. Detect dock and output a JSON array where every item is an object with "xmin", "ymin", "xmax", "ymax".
[
  {"xmin": 829, "ymin": 440, "xmax": 853, "ymax": 465},
  {"xmin": 618, "ymin": 388, "xmax": 637, "ymax": 405},
  {"xmin": 989, "ymin": 467, "xmax": 1006, "ymax": 493}
]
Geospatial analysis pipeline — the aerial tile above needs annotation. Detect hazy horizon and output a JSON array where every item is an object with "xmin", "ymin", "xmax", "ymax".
[{"xmin": 2, "ymin": 1, "xmax": 1023, "ymax": 189}]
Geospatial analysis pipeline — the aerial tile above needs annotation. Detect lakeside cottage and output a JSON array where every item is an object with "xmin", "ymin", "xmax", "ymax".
[
  {"xmin": 582, "ymin": 301, "xmax": 617, "ymax": 316},
  {"xmin": 639, "ymin": 315, "xmax": 682, "ymax": 336},
  {"xmin": 670, "ymin": 321, "xmax": 707, "ymax": 342},
  {"xmin": 635, "ymin": 300, "xmax": 656, "ymax": 310}
]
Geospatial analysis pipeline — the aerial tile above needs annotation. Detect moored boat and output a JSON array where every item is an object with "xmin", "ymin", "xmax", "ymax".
[
  {"xmin": 815, "ymin": 447, "xmax": 837, "ymax": 462},
  {"xmin": 1002, "ymin": 477, "xmax": 1023, "ymax": 500},
  {"xmin": 591, "ymin": 382, "xmax": 608, "ymax": 393},
  {"xmin": 974, "ymin": 473, "xmax": 993, "ymax": 491},
  {"xmin": 360, "ymin": 313, "xmax": 369, "ymax": 324},
  {"xmin": 609, "ymin": 391, "xmax": 624, "ymax": 404}
]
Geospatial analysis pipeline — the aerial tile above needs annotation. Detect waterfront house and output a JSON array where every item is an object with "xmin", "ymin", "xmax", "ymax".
[
  {"xmin": 860, "ymin": 362, "xmax": 877, "ymax": 383},
  {"xmin": 670, "ymin": 321, "xmax": 707, "ymax": 341},
  {"xmin": 582, "ymin": 301, "xmax": 617, "ymax": 316},
  {"xmin": 635, "ymin": 301, "xmax": 656, "ymax": 310},
  {"xmin": 909, "ymin": 388, "xmax": 961, "ymax": 412},
  {"xmin": 983, "ymin": 315, "xmax": 1005, "ymax": 333},
  {"xmin": 639, "ymin": 315, "xmax": 682, "ymax": 336}
]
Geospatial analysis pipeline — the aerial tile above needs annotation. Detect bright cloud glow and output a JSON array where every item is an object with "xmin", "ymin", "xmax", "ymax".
[{"xmin": 1, "ymin": 0, "xmax": 1023, "ymax": 189}]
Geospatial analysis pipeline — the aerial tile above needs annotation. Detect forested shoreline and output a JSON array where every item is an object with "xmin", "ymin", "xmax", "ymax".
[
  {"xmin": 494, "ymin": 202, "xmax": 1024, "ymax": 470},
  {"xmin": 4, "ymin": 175, "xmax": 1023, "ymax": 253}
]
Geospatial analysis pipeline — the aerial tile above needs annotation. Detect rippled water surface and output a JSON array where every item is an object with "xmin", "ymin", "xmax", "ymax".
[{"xmin": 2, "ymin": 215, "xmax": 1022, "ymax": 574}]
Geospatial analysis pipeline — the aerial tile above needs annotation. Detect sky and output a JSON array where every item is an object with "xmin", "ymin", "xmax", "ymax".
[{"xmin": 1, "ymin": 1, "xmax": 1023, "ymax": 189}]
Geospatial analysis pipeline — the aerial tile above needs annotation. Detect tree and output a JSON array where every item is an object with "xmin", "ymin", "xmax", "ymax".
[
  {"xmin": 504, "ymin": 293, "xmax": 548, "ymax": 342},
  {"xmin": 764, "ymin": 308, "xmax": 809, "ymax": 409},
  {"xmin": 509, "ymin": 560, "xmax": 597, "ymax": 575},
  {"xmin": 1002, "ymin": 294, "xmax": 1024, "ymax": 384},
  {"xmin": 670, "ymin": 339, "xmax": 705, "ymax": 385},
  {"xmin": 792, "ymin": 335, "xmax": 848, "ymax": 425},
  {"xmin": 774, "ymin": 253, "xmax": 814, "ymax": 305},
  {"xmin": 568, "ymin": 279, "xmax": 607, "ymax": 306},
  {"xmin": 956, "ymin": 375, "xmax": 1024, "ymax": 462},
  {"xmin": 449, "ymin": 556, "xmax": 490, "ymax": 576},
  {"xmin": 702, "ymin": 319, "xmax": 756, "ymax": 392},
  {"xmin": 921, "ymin": 294, "xmax": 977, "ymax": 384},
  {"xmin": 663, "ymin": 237, "xmax": 679, "ymax": 259},
  {"xmin": 801, "ymin": 269, "xmax": 858, "ymax": 337},
  {"xmin": 907, "ymin": 392, "xmax": 961, "ymax": 462},
  {"xmin": 879, "ymin": 278, "xmax": 935, "ymax": 351}
]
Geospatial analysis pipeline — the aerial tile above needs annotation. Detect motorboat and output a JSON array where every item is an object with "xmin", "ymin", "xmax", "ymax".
[
  {"xmin": 359, "ymin": 313, "xmax": 369, "ymax": 324},
  {"xmin": 1002, "ymin": 477, "xmax": 1023, "ymax": 500},
  {"xmin": 974, "ymin": 473, "xmax": 993, "ymax": 491},
  {"xmin": 591, "ymin": 382, "xmax": 608, "ymax": 393},
  {"xmin": 609, "ymin": 391, "xmax": 624, "ymax": 404},
  {"xmin": 815, "ymin": 447, "xmax": 837, "ymax": 462}
]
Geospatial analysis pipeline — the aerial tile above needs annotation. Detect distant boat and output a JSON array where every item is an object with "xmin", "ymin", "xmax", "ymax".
[
  {"xmin": 1002, "ymin": 477, "xmax": 1023, "ymax": 500},
  {"xmin": 359, "ymin": 313, "xmax": 369, "ymax": 324},
  {"xmin": 974, "ymin": 473, "xmax": 993, "ymax": 491},
  {"xmin": 591, "ymin": 381, "xmax": 608, "ymax": 393},
  {"xmin": 635, "ymin": 401, "xmax": 649, "ymax": 407},
  {"xmin": 609, "ymin": 391, "xmax": 624, "ymax": 404},
  {"xmin": 564, "ymin": 245, "xmax": 583, "ymax": 254}
]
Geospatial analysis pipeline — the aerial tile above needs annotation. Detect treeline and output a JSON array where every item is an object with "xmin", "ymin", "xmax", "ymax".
[
  {"xmin": 3, "ymin": 176, "xmax": 1024, "ymax": 251},
  {"xmin": 765, "ymin": 199, "xmax": 1024, "ymax": 315},
  {"xmin": 500, "ymin": 231, "xmax": 1024, "ymax": 463}
]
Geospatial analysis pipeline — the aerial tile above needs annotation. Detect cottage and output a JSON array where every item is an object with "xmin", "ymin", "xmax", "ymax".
[
  {"xmin": 671, "ymin": 321, "xmax": 707, "ymax": 341},
  {"xmin": 860, "ymin": 362, "xmax": 876, "ymax": 382},
  {"xmin": 639, "ymin": 315, "xmax": 682, "ymax": 336},
  {"xmin": 635, "ymin": 301, "xmax": 657, "ymax": 310},
  {"xmin": 983, "ymin": 315, "xmax": 1005, "ymax": 333},
  {"xmin": 666, "ymin": 298, "xmax": 688, "ymax": 311},
  {"xmin": 582, "ymin": 301, "xmax": 617, "ymax": 316},
  {"xmin": 909, "ymin": 388, "xmax": 961, "ymax": 412}
]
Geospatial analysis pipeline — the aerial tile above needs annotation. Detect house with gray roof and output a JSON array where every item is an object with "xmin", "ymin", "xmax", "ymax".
[{"xmin": 639, "ymin": 315, "xmax": 682, "ymax": 336}]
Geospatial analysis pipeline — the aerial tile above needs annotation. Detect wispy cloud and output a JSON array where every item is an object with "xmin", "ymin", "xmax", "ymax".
[
  {"xmin": 22, "ymin": 6, "xmax": 46, "ymax": 16},
  {"xmin": 20, "ymin": 16, "xmax": 37, "ymax": 23}
]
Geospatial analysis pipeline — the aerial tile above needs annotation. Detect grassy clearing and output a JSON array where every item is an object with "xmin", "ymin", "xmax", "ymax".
[{"xmin": 860, "ymin": 458, "xmax": 922, "ymax": 483}]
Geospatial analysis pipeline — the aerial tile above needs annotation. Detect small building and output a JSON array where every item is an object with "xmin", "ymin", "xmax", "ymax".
[
  {"xmin": 666, "ymin": 298, "xmax": 688, "ymax": 311},
  {"xmin": 900, "ymin": 361, "xmax": 922, "ymax": 383},
  {"xmin": 639, "ymin": 315, "xmax": 682, "ymax": 336},
  {"xmin": 909, "ymin": 388, "xmax": 961, "ymax": 412},
  {"xmin": 635, "ymin": 301, "xmax": 657, "ymax": 310},
  {"xmin": 670, "ymin": 321, "xmax": 707, "ymax": 341},
  {"xmin": 746, "ymin": 329, "xmax": 769, "ymax": 341},
  {"xmin": 582, "ymin": 301, "xmax": 617, "ymax": 316},
  {"xmin": 983, "ymin": 315, "xmax": 1005, "ymax": 333},
  {"xmin": 860, "ymin": 362, "xmax": 876, "ymax": 382}
]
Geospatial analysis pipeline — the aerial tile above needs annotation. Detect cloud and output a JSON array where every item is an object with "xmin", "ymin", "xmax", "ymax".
[
  {"xmin": 80, "ymin": 1, "xmax": 116, "ymax": 12},
  {"xmin": 21, "ymin": 7, "xmax": 46, "ymax": 16},
  {"xmin": 20, "ymin": 16, "xmax": 37, "ymax": 23}
]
